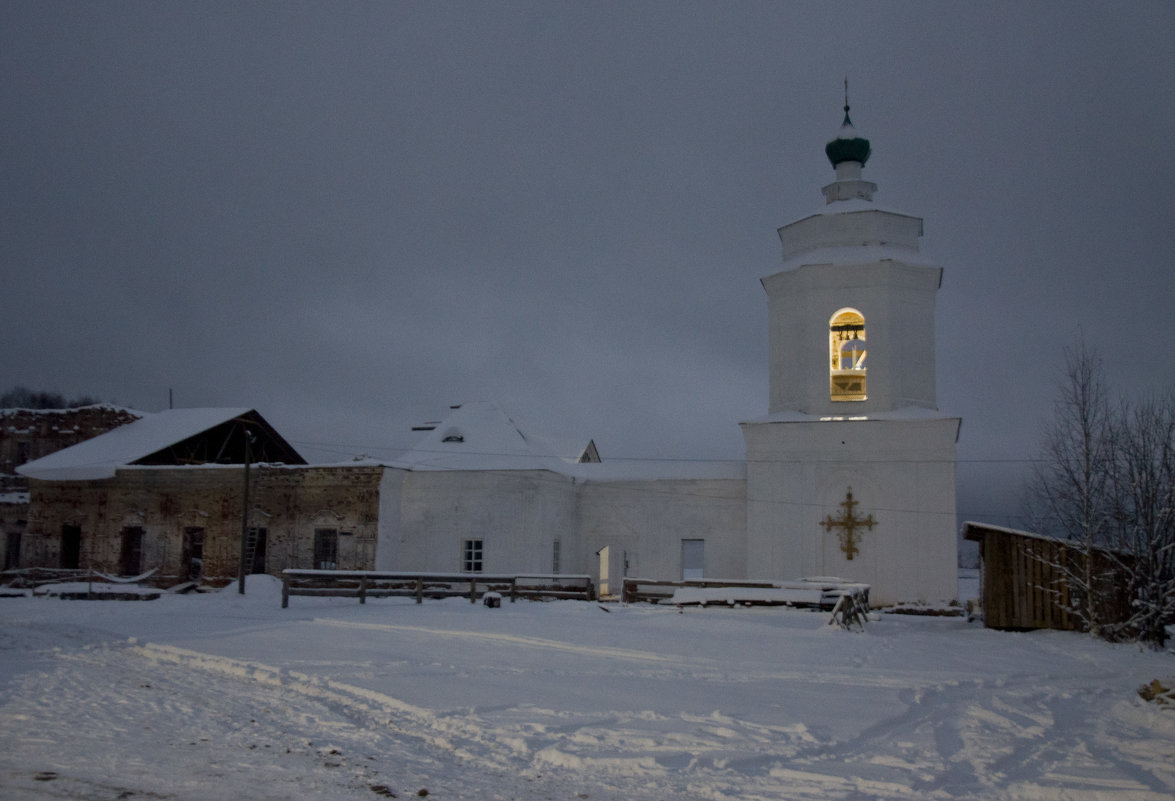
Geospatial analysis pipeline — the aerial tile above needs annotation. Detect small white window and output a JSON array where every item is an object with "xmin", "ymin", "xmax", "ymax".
[{"xmin": 462, "ymin": 539, "xmax": 483, "ymax": 573}]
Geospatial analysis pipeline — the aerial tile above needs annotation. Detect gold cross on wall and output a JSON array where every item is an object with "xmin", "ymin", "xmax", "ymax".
[{"xmin": 819, "ymin": 488, "xmax": 876, "ymax": 560}]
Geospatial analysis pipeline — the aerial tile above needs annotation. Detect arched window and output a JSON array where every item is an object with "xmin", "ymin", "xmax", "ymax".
[{"xmin": 830, "ymin": 309, "xmax": 867, "ymax": 401}]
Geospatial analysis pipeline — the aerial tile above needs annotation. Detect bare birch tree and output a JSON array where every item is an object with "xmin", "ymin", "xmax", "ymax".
[
  {"xmin": 1031, "ymin": 343, "xmax": 1175, "ymax": 646},
  {"xmin": 1029, "ymin": 342, "xmax": 1116, "ymax": 635},
  {"xmin": 1108, "ymin": 394, "xmax": 1175, "ymax": 648}
]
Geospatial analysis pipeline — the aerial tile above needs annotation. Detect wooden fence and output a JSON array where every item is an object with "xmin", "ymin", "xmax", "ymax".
[
  {"xmin": 0, "ymin": 567, "xmax": 91, "ymax": 588},
  {"xmin": 281, "ymin": 570, "xmax": 594, "ymax": 608}
]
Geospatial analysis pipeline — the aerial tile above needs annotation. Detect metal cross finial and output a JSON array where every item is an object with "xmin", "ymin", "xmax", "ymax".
[{"xmin": 820, "ymin": 487, "xmax": 876, "ymax": 560}]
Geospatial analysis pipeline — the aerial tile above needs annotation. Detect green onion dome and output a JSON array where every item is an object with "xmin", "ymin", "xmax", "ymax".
[{"xmin": 825, "ymin": 106, "xmax": 871, "ymax": 167}]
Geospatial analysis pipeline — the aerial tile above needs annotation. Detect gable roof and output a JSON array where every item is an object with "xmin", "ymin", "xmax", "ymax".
[
  {"xmin": 389, "ymin": 401, "xmax": 598, "ymax": 473},
  {"xmin": 17, "ymin": 408, "xmax": 305, "ymax": 481}
]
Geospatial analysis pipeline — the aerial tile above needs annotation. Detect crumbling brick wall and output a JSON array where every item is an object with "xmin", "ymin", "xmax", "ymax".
[
  {"xmin": 2, "ymin": 406, "xmax": 141, "ymax": 571},
  {"xmin": 23, "ymin": 464, "xmax": 382, "ymax": 585},
  {"xmin": 1, "ymin": 406, "xmax": 141, "ymax": 492}
]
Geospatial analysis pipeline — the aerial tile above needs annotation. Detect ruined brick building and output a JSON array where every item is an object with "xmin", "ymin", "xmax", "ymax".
[
  {"xmin": 1, "ymin": 405, "xmax": 141, "ymax": 570},
  {"xmin": 12, "ymin": 408, "xmax": 386, "ymax": 585}
]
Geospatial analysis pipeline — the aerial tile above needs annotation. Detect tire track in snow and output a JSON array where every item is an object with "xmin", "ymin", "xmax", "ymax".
[
  {"xmin": 309, "ymin": 618, "xmax": 679, "ymax": 664},
  {"xmin": 1, "ymin": 639, "xmax": 407, "ymax": 800},
  {"xmin": 125, "ymin": 641, "xmax": 794, "ymax": 799},
  {"xmin": 131, "ymin": 642, "xmax": 531, "ymax": 772},
  {"xmin": 130, "ymin": 641, "xmax": 816, "ymax": 786},
  {"xmin": 308, "ymin": 618, "xmax": 957, "ymax": 690}
]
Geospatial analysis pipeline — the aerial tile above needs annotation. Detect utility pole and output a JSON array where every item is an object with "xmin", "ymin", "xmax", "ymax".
[{"xmin": 237, "ymin": 428, "xmax": 254, "ymax": 594}]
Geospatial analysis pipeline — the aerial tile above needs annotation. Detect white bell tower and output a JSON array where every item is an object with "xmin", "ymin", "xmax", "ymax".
[{"xmin": 740, "ymin": 96, "xmax": 959, "ymax": 605}]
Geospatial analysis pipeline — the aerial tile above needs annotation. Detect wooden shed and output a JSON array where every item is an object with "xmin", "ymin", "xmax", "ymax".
[{"xmin": 963, "ymin": 522, "xmax": 1132, "ymax": 632}]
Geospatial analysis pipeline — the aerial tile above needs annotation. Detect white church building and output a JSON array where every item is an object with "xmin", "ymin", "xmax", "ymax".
[
  {"xmin": 16, "ymin": 104, "xmax": 957, "ymax": 605},
  {"xmin": 376, "ymin": 105, "xmax": 960, "ymax": 606}
]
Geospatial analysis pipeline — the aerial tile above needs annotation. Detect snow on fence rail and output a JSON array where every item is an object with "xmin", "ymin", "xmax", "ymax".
[
  {"xmin": 621, "ymin": 576, "xmax": 870, "ymax": 612},
  {"xmin": 281, "ymin": 570, "xmax": 595, "ymax": 608},
  {"xmin": 0, "ymin": 567, "xmax": 93, "ymax": 588}
]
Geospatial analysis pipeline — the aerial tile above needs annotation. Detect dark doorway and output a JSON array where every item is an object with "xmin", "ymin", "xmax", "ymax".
[
  {"xmin": 182, "ymin": 527, "xmax": 205, "ymax": 582},
  {"xmin": 4, "ymin": 531, "xmax": 21, "ymax": 570},
  {"xmin": 247, "ymin": 527, "xmax": 267, "ymax": 575},
  {"xmin": 120, "ymin": 526, "xmax": 144, "ymax": 576},
  {"xmin": 60, "ymin": 525, "xmax": 81, "ymax": 570},
  {"xmin": 314, "ymin": 528, "xmax": 338, "ymax": 570}
]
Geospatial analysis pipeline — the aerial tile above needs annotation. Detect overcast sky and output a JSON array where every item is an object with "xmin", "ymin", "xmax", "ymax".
[{"xmin": 3, "ymin": 1, "xmax": 1174, "ymax": 527}]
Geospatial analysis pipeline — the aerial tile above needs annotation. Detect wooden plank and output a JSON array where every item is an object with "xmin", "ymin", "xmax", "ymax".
[{"xmin": 280, "ymin": 570, "xmax": 595, "ymax": 606}]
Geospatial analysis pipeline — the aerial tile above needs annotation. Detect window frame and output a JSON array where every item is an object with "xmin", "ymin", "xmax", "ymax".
[
  {"xmin": 313, "ymin": 527, "xmax": 338, "ymax": 571},
  {"xmin": 829, "ymin": 308, "xmax": 868, "ymax": 402},
  {"xmin": 462, "ymin": 538, "xmax": 484, "ymax": 573}
]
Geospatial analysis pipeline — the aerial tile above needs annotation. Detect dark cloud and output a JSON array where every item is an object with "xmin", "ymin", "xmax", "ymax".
[{"xmin": 3, "ymin": 2, "xmax": 1173, "ymax": 527}]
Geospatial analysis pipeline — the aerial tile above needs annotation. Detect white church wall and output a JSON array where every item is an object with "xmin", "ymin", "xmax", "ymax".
[
  {"xmin": 765, "ymin": 260, "xmax": 941, "ymax": 417},
  {"xmin": 577, "ymin": 478, "xmax": 746, "ymax": 590},
  {"xmin": 375, "ymin": 468, "xmax": 577, "ymax": 574},
  {"xmin": 743, "ymin": 416, "xmax": 958, "ymax": 605}
]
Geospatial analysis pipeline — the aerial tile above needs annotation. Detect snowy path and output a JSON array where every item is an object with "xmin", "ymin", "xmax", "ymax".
[{"xmin": 2, "ymin": 580, "xmax": 1173, "ymax": 800}]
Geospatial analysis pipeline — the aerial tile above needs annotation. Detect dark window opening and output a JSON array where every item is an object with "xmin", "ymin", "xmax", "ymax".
[
  {"xmin": 182, "ymin": 527, "xmax": 205, "ymax": 582},
  {"xmin": 314, "ymin": 528, "xmax": 338, "ymax": 570},
  {"xmin": 4, "ymin": 531, "xmax": 21, "ymax": 570},
  {"xmin": 247, "ymin": 527, "xmax": 268, "ymax": 575},
  {"xmin": 60, "ymin": 525, "xmax": 81, "ymax": 570},
  {"xmin": 120, "ymin": 526, "xmax": 144, "ymax": 576}
]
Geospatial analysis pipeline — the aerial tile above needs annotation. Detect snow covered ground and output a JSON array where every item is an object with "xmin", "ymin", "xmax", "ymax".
[{"xmin": 2, "ymin": 576, "xmax": 1173, "ymax": 801}]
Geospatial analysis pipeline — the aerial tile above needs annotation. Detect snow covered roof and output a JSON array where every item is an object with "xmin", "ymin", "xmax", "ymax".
[
  {"xmin": 388, "ymin": 402, "xmax": 599, "ymax": 473},
  {"xmin": 388, "ymin": 402, "xmax": 745, "ymax": 482},
  {"xmin": 0, "ymin": 403, "xmax": 139, "ymax": 418},
  {"xmin": 962, "ymin": 521, "xmax": 1134, "ymax": 559},
  {"xmin": 16, "ymin": 408, "xmax": 305, "ymax": 481}
]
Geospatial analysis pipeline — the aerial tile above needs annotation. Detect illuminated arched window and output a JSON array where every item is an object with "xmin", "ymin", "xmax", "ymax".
[{"xmin": 830, "ymin": 308, "xmax": 867, "ymax": 401}]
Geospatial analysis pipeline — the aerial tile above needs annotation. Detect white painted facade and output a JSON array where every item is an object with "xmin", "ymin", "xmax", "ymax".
[
  {"xmin": 376, "ymin": 468, "xmax": 578, "ymax": 575},
  {"xmin": 374, "ymin": 402, "xmax": 745, "ymax": 593},
  {"xmin": 741, "ymin": 109, "xmax": 959, "ymax": 605},
  {"xmin": 374, "ymin": 108, "xmax": 959, "ymax": 605},
  {"xmin": 576, "ymin": 476, "xmax": 746, "ymax": 591}
]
